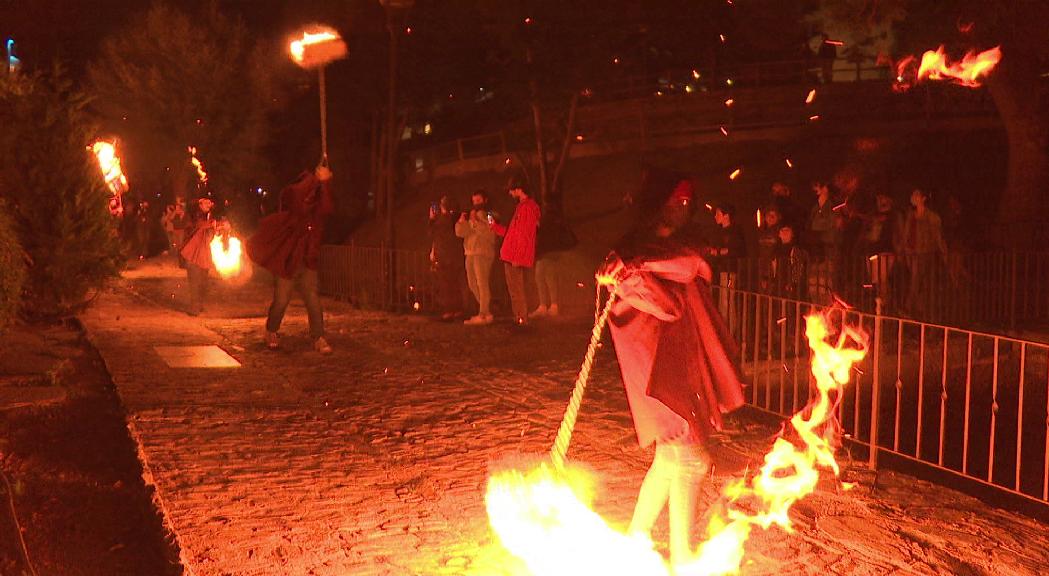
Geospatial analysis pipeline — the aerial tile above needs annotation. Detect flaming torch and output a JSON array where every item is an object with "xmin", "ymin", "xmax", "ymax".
[
  {"xmin": 89, "ymin": 140, "xmax": 128, "ymax": 217},
  {"xmin": 288, "ymin": 26, "xmax": 348, "ymax": 165},
  {"xmin": 89, "ymin": 140, "xmax": 128, "ymax": 196},
  {"xmin": 209, "ymin": 229, "xmax": 245, "ymax": 280}
]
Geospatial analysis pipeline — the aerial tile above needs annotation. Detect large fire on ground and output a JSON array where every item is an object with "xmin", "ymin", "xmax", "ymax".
[{"xmin": 486, "ymin": 310, "xmax": 868, "ymax": 575}]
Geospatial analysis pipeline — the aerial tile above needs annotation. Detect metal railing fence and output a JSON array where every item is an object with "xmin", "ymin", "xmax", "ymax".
[
  {"xmin": 718, "ymin": 252, "xmax": 1049, "ymax": 333},
  {"xmin": 716, "ymin": 285, "xmax": 1049, "ymax": 507}
]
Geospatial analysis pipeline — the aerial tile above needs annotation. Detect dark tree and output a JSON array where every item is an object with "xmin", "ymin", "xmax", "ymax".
[
  {"xmin": 88, "ymin": 2, "xmax": 286, "ymax": 207},
  {"xmin": 0, "ymin": 70, "xmax": 123, "ymax": 317}
]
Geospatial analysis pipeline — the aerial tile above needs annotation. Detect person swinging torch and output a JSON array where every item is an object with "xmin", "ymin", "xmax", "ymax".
[{"xmin": 596, "ymin": 172, "xmax": 745, "ymax": 567}]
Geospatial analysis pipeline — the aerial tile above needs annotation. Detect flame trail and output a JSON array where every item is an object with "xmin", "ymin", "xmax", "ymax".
[
  {"xmin": 188, "ymin": 146, "xmax": 208, "ymax": 184},
  {"xmin": 895, "ymin": 45, "xmax": 1001, "ymax": 91},
  {"xmin": 677, "ymin": 310, "xmax": 867, "ymax": 575}
]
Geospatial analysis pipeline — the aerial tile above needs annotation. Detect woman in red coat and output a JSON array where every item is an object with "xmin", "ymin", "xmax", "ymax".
[{"xmin": 598, "ymin": 174, "xmax": 745, "ymax": 566}]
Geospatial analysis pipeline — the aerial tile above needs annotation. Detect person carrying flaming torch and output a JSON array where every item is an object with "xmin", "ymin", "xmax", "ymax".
[
  {"xmin": 246, "ymin": 165, "xmax": 334, "ymax": 354},
  {"xmin": 595, "ymin": 169, "xmax": 745, "ymax": 567},
  {"xmin": 179, "ymin": 194, "xmax": 229, "ymax": 316}
]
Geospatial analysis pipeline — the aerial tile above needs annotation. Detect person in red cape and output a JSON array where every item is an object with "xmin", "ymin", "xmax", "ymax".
[
  {"xmin": 179, "ymin": 195, "xmax": 228, "ymax": 316},
  {"xmin": 597, "ymin": 172, "xmax": 745, "ymax": 566},
  {"xmin": 247, "ymin": 165, "xmax": 334, "ymax": 354}
]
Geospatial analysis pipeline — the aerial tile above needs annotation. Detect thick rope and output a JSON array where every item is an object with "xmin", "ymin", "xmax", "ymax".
[{"xmin": 550, "ymin": 288, "xmax": 618, "ymax": 469}]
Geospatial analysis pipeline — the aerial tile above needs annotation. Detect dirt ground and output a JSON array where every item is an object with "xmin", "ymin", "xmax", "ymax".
[{"xmin": 0, "ymin": 321, "xmax": 181, "ymax": 576}]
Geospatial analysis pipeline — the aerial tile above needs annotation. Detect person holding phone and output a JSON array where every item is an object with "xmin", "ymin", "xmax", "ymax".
[{"xmin": 456, "ymin": 190, "xmax": 497, "ymax": 325}]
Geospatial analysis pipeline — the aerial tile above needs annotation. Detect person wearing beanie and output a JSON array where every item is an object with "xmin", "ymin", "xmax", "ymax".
[{"xmin": 596, "ymin": 171, "xmax": 744, "ymax": 568}]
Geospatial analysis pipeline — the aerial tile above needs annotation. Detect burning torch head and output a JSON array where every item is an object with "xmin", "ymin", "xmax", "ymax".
[{"xmin": 289, "ymin": 26, "xmax": 348, "ymax": 69}]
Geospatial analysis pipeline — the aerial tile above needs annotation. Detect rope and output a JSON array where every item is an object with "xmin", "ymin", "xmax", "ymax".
[
  {"xmin": 549, "ymin": 287, "xmax": 617, "ymax": 469},
  {"xmin": 318, "ymin": 66, "xmax": 328, "ymax": 165},
  {"xmin": 1, "ymin": 465, "xmax": 38, "ymax": 576}
]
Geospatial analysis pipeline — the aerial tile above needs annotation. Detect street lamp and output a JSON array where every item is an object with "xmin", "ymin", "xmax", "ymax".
[
  {"xmin": 378, "ymin": 0, "xmax": 412, "ymax": 310},
  {"xmin": 378, "ymin": 0, "xmax": 413, "ymax": 252}
]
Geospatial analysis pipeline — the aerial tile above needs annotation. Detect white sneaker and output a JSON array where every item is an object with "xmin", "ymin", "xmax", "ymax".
[
  {"xmin": 529, "ymin": 305, "xmax": 548, "ymax": 318},
  {"xmin": 463, "ymin": 315, "xmax": 486, "ymax": 326}
]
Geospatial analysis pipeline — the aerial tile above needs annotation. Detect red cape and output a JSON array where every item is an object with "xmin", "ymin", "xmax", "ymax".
[
  {"xmin": 247, "ymin": 173, "xmax": 333, "ymax": 279},
  {"xmin": 609, "ymin": 246, "xmax": 745, "ymax": 447}
]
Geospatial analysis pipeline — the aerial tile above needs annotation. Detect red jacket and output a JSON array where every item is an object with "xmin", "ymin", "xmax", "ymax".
[
  {"xmin": 247, "ymin": 172, "xmax": 334, "ymax": 279},
  {"xmin": 609, "ymin": 242, "xmax": 745, "ymax": 446},
  {"xmin": 179, "ymin": 213, "xmax": 216, "ymax": 270},
  {"xmin": 492, "ymin": 197, "xmax": 540, "ymax": 267}
]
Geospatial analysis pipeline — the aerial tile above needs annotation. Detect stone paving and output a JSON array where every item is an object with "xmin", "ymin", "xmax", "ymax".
[{"xmin": 78, "ymin": 259, "xmax": 1049, "ymax": 576}]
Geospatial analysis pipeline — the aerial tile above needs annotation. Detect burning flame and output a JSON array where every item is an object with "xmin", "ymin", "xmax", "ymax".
[
  {"xmin": 209, "ymin": 233, "xmax": 242, "ymax": 279},
  {"xmin": 677, "ymin": 310, "xmax": 867, "ymax": 575},
  {"xmin": 188, "ymin": 146, "xmax": 208, "ymax": 183},
  {"xmin": 89, "ymin": 140, "xmax": 128, "ymax": 195},
  {"xmin": 728, "ymin": 168, "xmax": 741, "ymax": 180},
  {"xmin": 486, "ymin": 463, "xmax": 669, "ymax": 576},
  {"xmin": 486, "ymin": 309, "xmax": 867, "ymax": 575},
  {"xmin": 289, "ymin": 29, "xmax": 339, "ymax": 64},
  {"xmin": 895, "ymin": 45, "xmax": 1001, "ymax": 90}
]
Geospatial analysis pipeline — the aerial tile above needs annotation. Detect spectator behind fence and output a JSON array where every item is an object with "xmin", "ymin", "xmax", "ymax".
[
  {"xmin": 429, "ymin": 195, "xmax": 468, "ymax": 321},
  {"xmin": 773, "ymin": 224, "xmax": 808, "ymax": 299},
  {"xmin": 862, "ymin": 192, "xmax": 903, "ymax": 310},
  {"xmin": 807, "ymin": 179, "xmax": 840, "ymax": 304},
  {"xmin": 709, "ymin": 203, "xmax": 746, "ymax": 338},
  {"xmin": 491, "ymin": 180, "xmax": 540, "ymax": 326},
  {"xmin": 770, "ymin": 181, "xmax": 804, "ymax": 229},
  {"xmin": 901, "ymin": 188, "xmax": 948, "ymax": 318},
  {"xmin": 532, "ymin": 211, "xmax": 578, "ymax": 319},
  {"xmin": 456, "ymin": 190, "xmax": 497, "ymax": 325},
  {"xmin": 756, "ymin": 207, "xmax": 782, "ymax": 291}
]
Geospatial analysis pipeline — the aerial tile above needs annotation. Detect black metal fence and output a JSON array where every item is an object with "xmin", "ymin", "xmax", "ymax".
[
  {"xmin": 718, "ymin": 252, "xmax": 1049, "ymax": 333},
  {"xmin": 719, "ymin": 285, "xmax": 1049, "ymax": 508}
]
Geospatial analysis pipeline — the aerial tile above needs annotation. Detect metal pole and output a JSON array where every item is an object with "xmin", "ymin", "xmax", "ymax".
[
  {"xmin": 868, "ymin": 295, "xmax": 885, "ymax": 467},
  {"xmin": 318, "ymin": 66, "xmax": 328, "ymax": 164},
  {"xmin": 384, "ymin": 11, "xmax": 400, "ymax": 310}
]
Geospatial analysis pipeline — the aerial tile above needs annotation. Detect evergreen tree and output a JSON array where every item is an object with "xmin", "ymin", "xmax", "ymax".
[{"xmin": 0, "ymin": 70, "xmax": 123, "ymax": 318}]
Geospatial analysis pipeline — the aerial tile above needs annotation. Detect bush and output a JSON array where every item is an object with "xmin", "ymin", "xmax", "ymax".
[
  {"xmin": 0, "ymin": 70, "xmax": 122, "ymax": 318},
  {"xmin": 0, "ymin": 204, "xmax": 26, "ymax": 332}
]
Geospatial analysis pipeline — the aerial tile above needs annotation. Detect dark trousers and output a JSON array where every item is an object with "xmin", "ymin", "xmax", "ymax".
[
  {"xmin": 437, "ymin": 262, "xmax": 466, "ymax": 315},
  {"xmin": 266, "ymin": 268, "xmax": 325, "ymax": 338},
  {"xmin": 186, "ymin": 264, "xmax": 209, "ymax": 313},
  {"xmin": 503, "ymin": 262, "xmax": 534, "ymax": 321}
]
